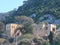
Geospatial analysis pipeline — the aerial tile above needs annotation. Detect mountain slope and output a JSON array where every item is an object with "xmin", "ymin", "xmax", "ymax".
[
  {"xmin": 14, "ymin": 0, "xmax": 60, "ymax": 24},
  {"xmin": 0, "ymin": 9, "xmax": 17, "ymax": 24},
  {"xmin": 0, "ymin": 0, "xmax": 60, "ymax": 24}
]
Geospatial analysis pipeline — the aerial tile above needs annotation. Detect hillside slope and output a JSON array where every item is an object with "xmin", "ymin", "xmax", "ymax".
[
  {"xmin": 15, "ymin": 0, "xmax": 60, "ymax": 24},
  {"xmin": 0, "ymin": 0, "xmax": 60, "ymax": 24}
]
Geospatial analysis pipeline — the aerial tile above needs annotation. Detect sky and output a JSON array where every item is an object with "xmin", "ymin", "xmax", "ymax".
[{"xmin": 0, "ymin": 0, "xmax": 24, "ymax": 13}]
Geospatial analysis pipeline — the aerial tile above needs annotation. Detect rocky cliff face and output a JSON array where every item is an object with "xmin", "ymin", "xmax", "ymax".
[
  {"xmin": 39, "ymin": 14, "xmax": 55, "ymax": 23},
  {"xmin": 30, "ymin": 13, "xmax": 60, "ymax": 24},
  {"xmin": 39, "ymin": 14, "xmax": 60, "ymax": 24}
]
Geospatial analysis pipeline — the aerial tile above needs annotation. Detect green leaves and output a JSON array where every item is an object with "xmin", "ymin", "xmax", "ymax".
[{"xmin": 15, "ymin": 16, "xmax": 34, "ymax": 24}]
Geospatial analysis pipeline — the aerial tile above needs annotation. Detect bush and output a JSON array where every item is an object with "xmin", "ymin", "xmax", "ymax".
[
  {"xmin": 48, "ymin": 31, "xmax": 54, "ymax": 44},
  {"xmin": 33, "ymin": 37, "xmax": 49, "ymax": 45},
  {"xmin": 18, "ymin": 41, "xmax": 31, "ymax": 45},
  {"xmin": 53, "ymin": 36, "xmax": 60, "ymax": 45},
  {"xmin": 23, "ymin": 34, "xmax": 34, "ymax": 39},
  {"xmin": 8, "ymin": 38, "xmax": 14, "ymax": 43},
  {"xmin": 43, "ymin": 41, "xmax": 50, "ymax": 45}
]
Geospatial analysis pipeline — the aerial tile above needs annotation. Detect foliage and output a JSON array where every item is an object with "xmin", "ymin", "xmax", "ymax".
[
  {"xmin": 8, "ymin": 38, "xmax": 14, "ymax": 43},
  {"xmin": 53, "ymin": 36, "xmax": 60, "ymax": 45},
  {"xmin": 43, "ymin": 41, "xmax": 50, "ymax": 45},
  {"xmin": 18, "ymin": 41, "xmax": 31, "ymax": 45},
  {"xmin": 48, "ymin": 31, "xmax": 54, "ymax": 44},
  {"xmin": 23, "ymin": 34, "xmax": 34, "ymax": 39},
  {"xmin": 0, "ymin": 38, "xmax": 7, "ymax": 43},
  {"xmin": 0, "ymin": 0, "xmax": 60, "ymax": 24},
  {"xmin": 57, "ymin": 24, "xmax": 60, "ymax": 29},
  {"xmin": 17, "ymin": 24, "xmax": 33, "ymax": 34},
  {"xmin": 33, "ymin": 37, "xmax": 50, "ymax": 45},
  {"xmin": 14, "ymin": 0, "xmax": 60, "ymax": 23},
  {"xmin": 15, "ymin": 16, "xmax": 34, "ymax": 24},
  {"xmin": 0, "ymin": 22, "xmax": 5, "ymax": 38},
  {"xmin": 4, "ymin": 15, "xmax": 15, "ymax": 24},
  {"xmin": 22, "ymin": 23, "xmax": 33, "ymax": 34}
]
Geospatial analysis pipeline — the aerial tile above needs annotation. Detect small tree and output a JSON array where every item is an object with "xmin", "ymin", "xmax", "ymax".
[
  {"xmin": 15, "ymin": 16, "xmax": 34, "ymax": 34},
  {"xmin": 15, "ymin": 16, "xmax": 34, "ymax": 24},
  {"xmin": 48, "ymin": 31, "xmax": 54, "ymax": 44},
  {"xmin": 16, "ymin": 23, "xmax": 34, "ymax": 34}
]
